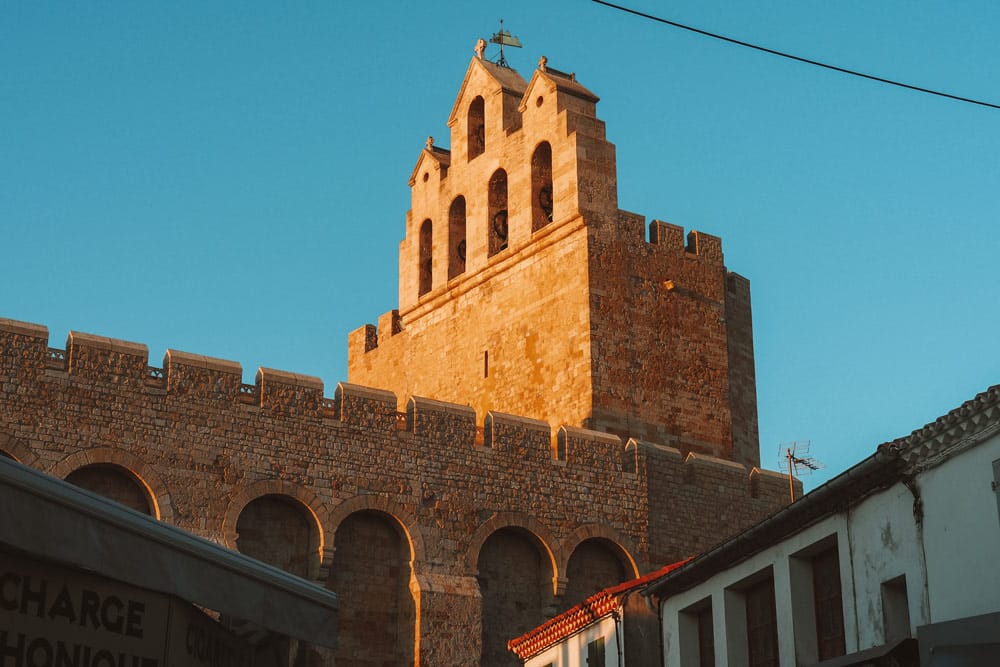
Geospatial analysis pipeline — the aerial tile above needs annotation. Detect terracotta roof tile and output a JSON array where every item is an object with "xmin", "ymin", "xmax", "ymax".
[
  {"xmin": 880, "ymin": 384, "xmax": 1000, "ymax": 466},
  {"xmin": 507, "ymin": 559, "xmax": 689, "ymax": 660}
]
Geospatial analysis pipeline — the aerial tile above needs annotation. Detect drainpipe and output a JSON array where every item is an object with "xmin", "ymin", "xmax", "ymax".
[
  {"xmin": 902, "ymin": 475, "xmax": 932, "ymax": 626},
  {"xmin": 845, "ymin": 502, "xmax": 861, "ymax": 651},
  {"xmin": 644, "ymin": 590, "xmax": 665, "ymax": 667},
  {"xmin": 611, "ymin": 606, "xmax": 624, "ymax": 667}
]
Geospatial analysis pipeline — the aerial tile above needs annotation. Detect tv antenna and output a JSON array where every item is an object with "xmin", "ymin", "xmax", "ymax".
[
  {"xmin": 490, "ymin": 19, "xmax": 522, "ymax": 68},
  {"xmin": 779, "ymin": 441, "xmax": 822, "ymax": 502}
]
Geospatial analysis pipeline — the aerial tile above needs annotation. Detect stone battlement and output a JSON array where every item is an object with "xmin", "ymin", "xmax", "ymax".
[
  {"xmin": 1, "ymin": 317, "xmax": 796, "ymax": 654},
  {"xmin": 351, "ymin": 218, "xmax": 726, "ymax": 358},
  {"xmin": 1, "ymin": 317, "xmax": 780, "ymax": 488}
]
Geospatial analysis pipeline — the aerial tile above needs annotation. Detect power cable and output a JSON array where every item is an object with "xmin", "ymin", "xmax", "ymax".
[{"xmin": 592, "ymin": 0, "xmax": 1000, "ymax": 110}]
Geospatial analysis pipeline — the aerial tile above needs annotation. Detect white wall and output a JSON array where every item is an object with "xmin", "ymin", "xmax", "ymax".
[
  {"xmin": 659, "ymin": 431, "xmax": 1000, "ymax": 666},
  {"xmin": 661, "ymin": 516, "xmax": 857, "ymax": 667},
  {"xmin": 919, "ymin": 430, "xmax": 1000, "ymax": 622},
  {"xmin": 525, "ymin": 614, "xmax": 619, "ymax": 667},
  {"xmin": 656, "ymin": 427, "xmax": 1000, "ymax": 667},
  {"xmin": 847, "ymin": 480, "xmax": 927, "ymax": 646}
]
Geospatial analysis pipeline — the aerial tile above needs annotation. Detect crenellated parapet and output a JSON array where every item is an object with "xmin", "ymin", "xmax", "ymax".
[
  {"xmin": 647, "ymin": 219, "xmax": 723, "ymax": 263},
  {"xmin": 350, "ymin": 218, "xmax": 726, "ymax": 363},
  {"xmin": 0, "ymin": 318, "xmax": 789, "ymax": 536},
  {"xmin": 0, "ymin": 315, "xmax": 792, "ymax": 665},
  {"xmin": 166, "ymin": 349, "xmax": 242, "ymax": 398}
]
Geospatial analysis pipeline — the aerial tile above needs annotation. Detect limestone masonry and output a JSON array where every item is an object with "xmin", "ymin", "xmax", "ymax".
[{"xmin": 0, "ymin": 54, "xmax": 795, "ymax": 666}]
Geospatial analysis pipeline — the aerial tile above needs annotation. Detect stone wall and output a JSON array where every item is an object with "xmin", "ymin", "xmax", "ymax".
[
  {"xmin": 348, "ymin": 57, "xmax": 760, "ymax": 462},
  {"xmin": 0, "ymin": 317, "xmax": 794, "ymax": 664}
]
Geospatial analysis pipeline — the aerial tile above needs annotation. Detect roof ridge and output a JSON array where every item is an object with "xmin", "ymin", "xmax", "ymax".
[{"xmin": 880, "ymin": 384, "xmax": 1000, "ymax": 463}]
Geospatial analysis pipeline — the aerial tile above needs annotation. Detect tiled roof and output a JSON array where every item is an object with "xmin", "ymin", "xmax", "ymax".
[
  {"xmin": 507, "ymin": 559, "xmax": 689, "ymax": 660},
  {"xmin": 478, "ymin": 57, "xmax": 529, "ymax": 96},
  {"xmin": 880, "ymin": 384, "xmax": 1000, "ymax": 468},
  {"xmin": 538, "ymin": 67, "xmax": 599, "ymax": 103},
  {"xmin": 643, "ymin": 383, "xmax": 1000, "ymax": 600}
]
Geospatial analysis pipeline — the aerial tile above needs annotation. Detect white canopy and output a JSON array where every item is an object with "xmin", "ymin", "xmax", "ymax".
[{"xmin": 0, "ymin": 456, "xmax": 337, "ymax": 647}]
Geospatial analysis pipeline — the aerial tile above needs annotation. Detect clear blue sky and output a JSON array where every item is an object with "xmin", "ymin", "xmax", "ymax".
[{"xmin": 3, "ymin": 2, "xmax": 997, "ymax": 490}]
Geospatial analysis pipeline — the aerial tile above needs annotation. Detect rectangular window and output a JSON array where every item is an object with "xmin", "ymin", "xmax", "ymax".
[
  {"xmin": 745, "ymin": 577, "xmax": 778, "ymax": 667},
  {"xmin": 813, "ymin": 548, "xmax": 846, "ymax": 659},
  {"xmin": 697, "ymin": 607, "xmax": 715, "ymax": 667},
  {"xmin": 882, "ymin": 575, "xmax": 911, "ymax": 643},
  {"xmin": 679, "ymin": 599, "xmax": 712, "ymax": 667},
  {"xmin": 587, "ymin": 636, "xmax": 605, "ymax": 666}
]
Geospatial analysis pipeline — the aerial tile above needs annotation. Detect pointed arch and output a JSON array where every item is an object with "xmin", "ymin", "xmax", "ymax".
[
  {"xmin": 468, "ymin": 95, "xmax": 485, "ymax": 160},
  {"xmin": 531, "ymin": 141, "xmax": 554, "ymax": 232}
]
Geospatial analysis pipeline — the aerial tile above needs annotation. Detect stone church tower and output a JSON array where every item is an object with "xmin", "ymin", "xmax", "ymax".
[
  {"xmin": 0, "ymin": 50, "xmax": 792, "ymax": 667},
  {"xmin": 350, "ymin": 53, "xmax": 760, "ymax": 467}
]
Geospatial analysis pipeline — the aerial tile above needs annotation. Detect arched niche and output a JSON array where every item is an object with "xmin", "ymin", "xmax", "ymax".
[
  {"xmin": 329, "ymin": 510, "xmax": 416, "ymax": 666},
  {"xmin": 488, "ymin": 169, "xmax": 509, "ymax": 257},
  {"xmin": 531, "ymin": 141, "xmax": 554, "ymax": 232},
  {"xmin": 448, "ymin": 196, "xmax": 467, "ymax": 279},
  {"xmin": 563, "ymin": 537, "xmax": 634, "ymax": 607},
  {"xmin": 66, "ymin": 463, "xmax": 155, "ymax": 517},
  {"xmin": 235, "ymin": 493, "xmax": 322, "ymax": 579},
  {"xmin": 418, "ymin": 218, "xmax": 433, "ymax": 296},
  {"xmin": 468, "ymin": 96, "xmax": 485, "ymax": 160},
  {"xmin": 477, "ymin": 526, "xmax": 556, "ymax": 667}
]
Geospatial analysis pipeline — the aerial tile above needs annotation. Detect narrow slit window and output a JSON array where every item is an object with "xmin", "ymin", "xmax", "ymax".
[
  {"xmin": 746, "ymin": 577, "xmax": 778, "ymax": 667},
  {"xmin": 813, "ymin": 548, "xmax": 846, "ymax": 660}
]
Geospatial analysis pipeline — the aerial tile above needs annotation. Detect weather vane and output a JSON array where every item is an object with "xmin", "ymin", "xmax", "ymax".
[{"xmin": 489, "ymin": 18, "xmax": 522, "ymax": 68}]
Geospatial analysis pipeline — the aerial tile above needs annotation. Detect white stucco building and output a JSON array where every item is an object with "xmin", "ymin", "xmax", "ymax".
[{"xmin": 644, "ymin": 383, "xmax": 1000, "ymax": 667}]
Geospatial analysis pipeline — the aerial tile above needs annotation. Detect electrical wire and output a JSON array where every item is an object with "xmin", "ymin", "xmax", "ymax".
[{"xmin": 592, "ymin": 0, "xmax": 1000, "ymax": 110}]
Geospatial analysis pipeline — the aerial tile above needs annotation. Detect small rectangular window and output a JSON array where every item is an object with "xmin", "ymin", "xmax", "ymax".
[
  {"xmin": 587, "ymin": 636, "xmax": 605, "ymax": 665},
  {"xmin": 882, "ymin": 575, "xmax": 911, "ymax": 643},
  {"xmin": 697, "ymin": 607, "xmax": 716, "ymax": 667},
  {"xmin": 679, "ymin": 598, "xmax": 713, "ymax": 667},
  {"xmin": 813, "ymin": 548, "xmax": 846, "ymax": 659},
  {"xmin": 745, "ymin": 577, "xmax": 778, "ymax": 667},
  {"xmin": 483, "ymin": 350, "xmax": 489, "ymax": 378}
]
